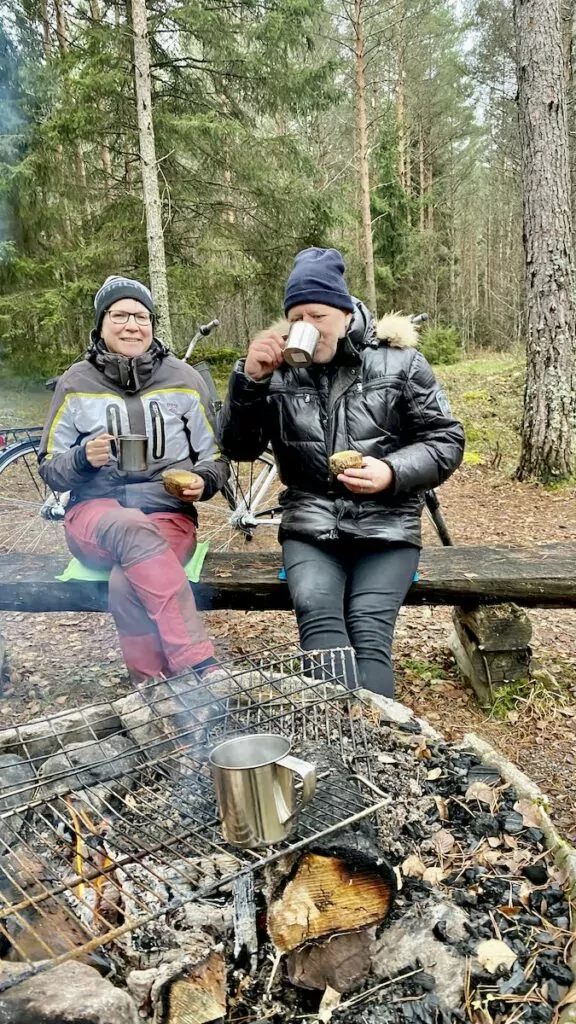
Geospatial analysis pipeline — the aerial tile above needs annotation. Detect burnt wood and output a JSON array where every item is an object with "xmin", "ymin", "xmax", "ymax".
[{"xmin": 1, "ymin": 544, "xmax": 576, "ymax": 612}]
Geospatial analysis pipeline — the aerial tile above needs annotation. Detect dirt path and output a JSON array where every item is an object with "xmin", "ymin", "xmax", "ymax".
[{"xmin": 2, "ymin": 465, "xmax": 576, "ymax": 840}]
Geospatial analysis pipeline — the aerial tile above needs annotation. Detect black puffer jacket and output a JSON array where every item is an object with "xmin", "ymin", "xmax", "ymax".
[{"xmin": 219, "ymin": 301, "xmax": 465, "ymax": 547}]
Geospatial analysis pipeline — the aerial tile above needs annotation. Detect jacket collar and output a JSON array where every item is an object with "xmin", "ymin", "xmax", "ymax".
[{"xmin": 86, "ymin": 335, "xmax": 168, "ymax": 393}]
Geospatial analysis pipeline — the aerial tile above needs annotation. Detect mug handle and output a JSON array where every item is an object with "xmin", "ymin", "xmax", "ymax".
[{"xmin": 275, "ymin": 755, "xmax": 316, "ymax": 823}]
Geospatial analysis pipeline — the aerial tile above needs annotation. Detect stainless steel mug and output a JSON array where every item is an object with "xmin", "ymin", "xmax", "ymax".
[
  {"xmin": 209, "ymin": 733, "xmax": 316, "ymax": 849},
  {"xmin": 283, "ymin": 322, "xmax": 321, "ymax": 368},
  {"xmin": 116, "ymin": 434, "xmax": 148, "ymax": 473}
]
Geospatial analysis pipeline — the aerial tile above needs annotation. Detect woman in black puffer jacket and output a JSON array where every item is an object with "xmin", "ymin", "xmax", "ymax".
[{"xmin": 220, "ymin": 248, "xmax": 465, "ymax": 696}]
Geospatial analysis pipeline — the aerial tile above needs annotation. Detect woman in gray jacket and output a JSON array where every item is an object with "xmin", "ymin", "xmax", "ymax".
[
  {"xmin": 39, "ymin": 275, "xmax": 229, "ymax": 685},
  {"xmin": 220, "ymin": 248, "xmax": 464, "ymax": 697}
]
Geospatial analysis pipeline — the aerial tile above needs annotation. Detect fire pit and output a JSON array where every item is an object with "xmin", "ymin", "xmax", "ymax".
[{"xmin": 0, "ymin": 644, "xmax": 574, "ymax": 1024}]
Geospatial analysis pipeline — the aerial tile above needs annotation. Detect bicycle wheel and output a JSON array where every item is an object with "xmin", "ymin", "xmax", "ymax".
[
  {"xmin": 197, "ymin": 453, "xmax": 283, "ymax": 552},
  {"xmin": 0, "ymin": 439, "xmax": 70, "ymax": 555}
]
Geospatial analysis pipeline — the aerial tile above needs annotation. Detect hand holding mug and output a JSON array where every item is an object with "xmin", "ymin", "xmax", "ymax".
[
  {"xmin": 85, "ymin": 433, "xmax": 114, "ymax": 469},
  {"xmin": 338, "ymin": 456, "xmax": 394, "ymax": 495},
  {"xmin": 244, "ymin": 330, "xmax": 285, "ymax": 380}
]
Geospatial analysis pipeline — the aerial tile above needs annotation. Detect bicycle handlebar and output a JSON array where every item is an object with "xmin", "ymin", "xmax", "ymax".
[{"xmin": 183, "ymin": 318, "xmax": 220, "ymax": 362}]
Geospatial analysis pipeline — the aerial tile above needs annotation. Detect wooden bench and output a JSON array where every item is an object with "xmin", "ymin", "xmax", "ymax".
[
  {"xmin": 1, "ymin": 544, "xmax": 575, "ymax": 705},
  {"xmin": 1, "ymin": 544, "xmax": 575, "ymax": 613}
]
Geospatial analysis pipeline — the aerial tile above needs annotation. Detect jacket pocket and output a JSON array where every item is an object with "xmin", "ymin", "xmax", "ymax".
[
  {"xmin": 150, "ymin": 401, "xmax": 166, "ymax": 460},
  {"xmin": 277, "ymin": 391, "xmax": 325, "ymax": 446}
]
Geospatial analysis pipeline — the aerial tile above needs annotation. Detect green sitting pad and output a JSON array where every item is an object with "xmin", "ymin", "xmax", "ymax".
[{"xmin": 56, "ymin": 540, "xmax": 210, "ymax": 585}]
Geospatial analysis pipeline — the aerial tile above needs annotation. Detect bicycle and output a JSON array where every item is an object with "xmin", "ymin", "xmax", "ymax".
[
  {"xmin": 0, "ymin": 321, "xmax": 284, "ymax": 555},
  {"xmin": 0, "ymin": 314, "xmax": 452, "ymax": 555}
]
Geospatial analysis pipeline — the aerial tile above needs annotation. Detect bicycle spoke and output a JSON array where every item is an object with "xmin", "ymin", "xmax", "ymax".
[{"xmin": 0, "ymin": 441, "xmax": 68, "ymax": 555}]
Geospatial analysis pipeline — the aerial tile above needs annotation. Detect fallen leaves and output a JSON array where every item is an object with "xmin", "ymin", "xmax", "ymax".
[
  {"xmin": 434, "ymin": 795, "xmax": 450, "ymax": 820},
  {"xmin": 465, "ymin": 781, "xmax": 495, "ymax": 806},
  {"xmin": 401, "ymin": 854, "xmax": 426, "ymax": 879},
  {"xmin": 433, "ymin": 829, "xmax": 456, "ymax": 858},
  {"xmin": 318, "ymin": 985, "xmax": 341, "ymax": 1022},
  {"xmin": 513, "ymin": 798, "xmax": 542, "ymax": 828},
  {"xmin": 475, "ymin": 938, "xmax": 517, "ymax": 974}
]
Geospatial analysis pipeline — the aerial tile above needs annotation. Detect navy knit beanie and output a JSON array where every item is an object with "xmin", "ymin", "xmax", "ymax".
[
  {"xmin": 284, "ymin": 248, "xmax": 354, "ymax": 314},
  {"xmin": 94, "ymin": 276, "xmax": 156, "ymax": 333}
]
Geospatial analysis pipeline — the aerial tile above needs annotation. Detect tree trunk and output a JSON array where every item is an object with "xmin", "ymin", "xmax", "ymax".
[
  {"xmin": 396, "ymin": 12, "xmax": 406, "ymax": 190},
  {"xmin": 515, "ymin": 0, "xmax": 576, "ymax": 481},
  {"xmin": 353, "ymin": 0, "xmax": 377, "ymax": 315},
  {"xmin": 419, "ymin": 123, "xmax": 425, "ymax": 232},
  {"xmin": 130, "ymin": 0, "xmax": 173, "ymax": 346},
  {"xmin": 559, "ymin": 0, "xmax": 576, "ymax": 228},
  {"xmin": 39, "ymin": 0, "xmax": 51, "ymax": 56}
]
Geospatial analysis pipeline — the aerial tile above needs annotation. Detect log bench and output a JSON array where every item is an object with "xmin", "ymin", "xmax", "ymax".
[
  {"xmin": 0, "ymin": 545, "xmax": 576, "ymax": 613},
  {"xmin": 1, "ymin": 544, "xmax": 576, "ymax": 704}
]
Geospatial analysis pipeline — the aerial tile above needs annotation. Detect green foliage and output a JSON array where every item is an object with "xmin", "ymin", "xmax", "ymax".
[
  {"xmin": 201, "ymin": 347, "xmax": 243, "ymax": 369},
  {"xmin": 420, "ymin": 325, "xmax": 462, "ymax": 365},
  {"xmin": 488, "ymin": 672, "xmax": 570, "ymax": 721},
  {"xmin": 0, "ymin": 0, "xmax": 337, "ymax": 375}
]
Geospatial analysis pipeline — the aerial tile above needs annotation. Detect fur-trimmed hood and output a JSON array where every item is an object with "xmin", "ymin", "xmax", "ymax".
[
  {"xmin": 375, "ymin": 313, "xmax": 420, "ymax": 349},
  {"xmin": 253, "ymin": 309, "xmax": 419, "ymax": 350}
]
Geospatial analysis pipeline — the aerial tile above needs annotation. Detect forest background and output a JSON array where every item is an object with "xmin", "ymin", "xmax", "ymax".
[{"xmin": 0, "ymin": 0, "xmax": 529, "ymax": 379}]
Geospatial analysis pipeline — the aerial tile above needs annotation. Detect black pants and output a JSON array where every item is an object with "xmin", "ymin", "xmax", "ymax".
[{"xmin": 282, "ymin": 538, "xmax": 420, "ymax": 697}]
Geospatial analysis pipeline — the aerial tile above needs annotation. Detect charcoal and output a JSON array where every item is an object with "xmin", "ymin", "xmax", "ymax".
[
  {"xmin": 453, "ymin": 890, "xmax": 477, "ymax": 908},
  {"xmin": 432, "ymin": 919, "xmax": 448, "ymax": 943},
  {"xmin": 522, "ymin": 863, "xmax": 548, "ymax": 885},
  {"xmin": 398, "ymin": 721, "xmax": 422, "ymax": 734},
  {"xmin": 543, "ymin": 883, "xmax": 565, "ymax": 902},
  {"xmin": 540, "ymin": 960, "xmax": 574, "ymax": 986},
  {"xmin": 545, "ymin": 978, "xmax": 562, "ymax": 1004},
  {"xmin": 498, "ymin": 810, "xmax": 524, "ymax": 834},
  {"xmin": 531, "ymin": 1008, "xmax": 554, "ymax": 1023},
  {"xmin": 470, "ymin": 813, "xmax": 500, "ymax": 838},
  {"xmin": 525, "ymin": 827, "xmax": 545, "ymax": 844},
  {"xmin": 509, "ymin": 938, "xmax": 529, "ymax": 958},
  {"xmin": 466, "ymin": 763, "xmax": 501, "ymax": 786},
  {"xmin": 498, "ymin": 962, "xmax": 526, "ymax": 994},
  {"xmin": 418, "ymin": 971, "xmax": 436, "ymax": 991},
  {"xmin": 518, "ymin": 913, "xmax": 541, "ymax": 926}
]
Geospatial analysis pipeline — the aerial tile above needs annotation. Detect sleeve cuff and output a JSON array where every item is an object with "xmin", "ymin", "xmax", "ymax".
[{"xmin": 74, "ymin": 445, "xmax": 99, "ymax": 474}]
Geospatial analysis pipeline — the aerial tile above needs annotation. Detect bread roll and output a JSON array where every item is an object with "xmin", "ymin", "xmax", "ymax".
[
  {"xmin": 162, "ymin": 469, "xmax": 202, "ymax": 498},
  {"xmin": 329, "ymin": 450, "xmax": 363, "ymax": 476}
]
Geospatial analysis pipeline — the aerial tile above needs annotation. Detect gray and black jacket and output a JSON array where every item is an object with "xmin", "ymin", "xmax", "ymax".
[
  {"xmin": 219, "ymin": 302, "xmax": 464, "ymax": 548},
  {"xmin": 38, "ymin": 339, "xmax": 229, "ymax": 520}
]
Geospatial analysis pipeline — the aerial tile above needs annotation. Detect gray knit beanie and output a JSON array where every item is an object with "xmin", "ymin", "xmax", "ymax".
[{"xmin": 94, "ymin": 276, "xmax": 156, "ymax": 333}]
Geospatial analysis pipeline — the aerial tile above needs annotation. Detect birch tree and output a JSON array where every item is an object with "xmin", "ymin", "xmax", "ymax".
[{"xmin": 130, "ymin": 0, "xmax": 172, "ymax": 347}]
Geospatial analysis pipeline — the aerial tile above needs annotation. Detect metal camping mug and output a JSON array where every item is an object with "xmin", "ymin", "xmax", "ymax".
[
  {"xmin": 116, "ymin": 434, "xmax": 148, "ymax": 473},
  {"xmin": 283, "ymin": 321, "xmax": 321, "ymax": 368},
  {"xmin": 209, "ymin": 734, "xmax": 317, "ymax": 849}
]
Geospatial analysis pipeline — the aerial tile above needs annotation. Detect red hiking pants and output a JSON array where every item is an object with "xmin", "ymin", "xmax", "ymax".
[{"xmin": 64, "ymin": 499, "xmax": 214, "ymax": 681}]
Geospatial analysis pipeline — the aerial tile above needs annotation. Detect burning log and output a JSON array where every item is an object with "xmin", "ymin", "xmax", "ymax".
[
  {"xmin": 153, "ymin": 950, "xmax": 226, "ymax": 1024},
  {"xmin": 0, "ymin": 847, "xmax": 110, "ymax": 971},
  {"xmin": 268, "ymin": 851, "xmax": 393, "ymax": 952},
  {"xmin": 264, "ymin": 744, "xmax": 395, "ymax": 993}
]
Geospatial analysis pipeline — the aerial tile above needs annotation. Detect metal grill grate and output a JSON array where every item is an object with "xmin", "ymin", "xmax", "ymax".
[{"xmin": 0, "ymin": 644, "xmax": 389, "ymax": 991}]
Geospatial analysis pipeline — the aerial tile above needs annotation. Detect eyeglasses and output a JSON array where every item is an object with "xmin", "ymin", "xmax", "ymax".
[{"xmin": 106, "ymin": 310, "xmax": 152, "ymax": 326}]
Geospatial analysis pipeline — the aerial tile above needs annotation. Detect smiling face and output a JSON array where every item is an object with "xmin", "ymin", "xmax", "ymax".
[
  {"xmin": 100, "ymin": 298, "xmax": 154, "ymax": 357},
  {"xmin": 287, "ymin": 303, "xmax": 352, "ymax": 363}
]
